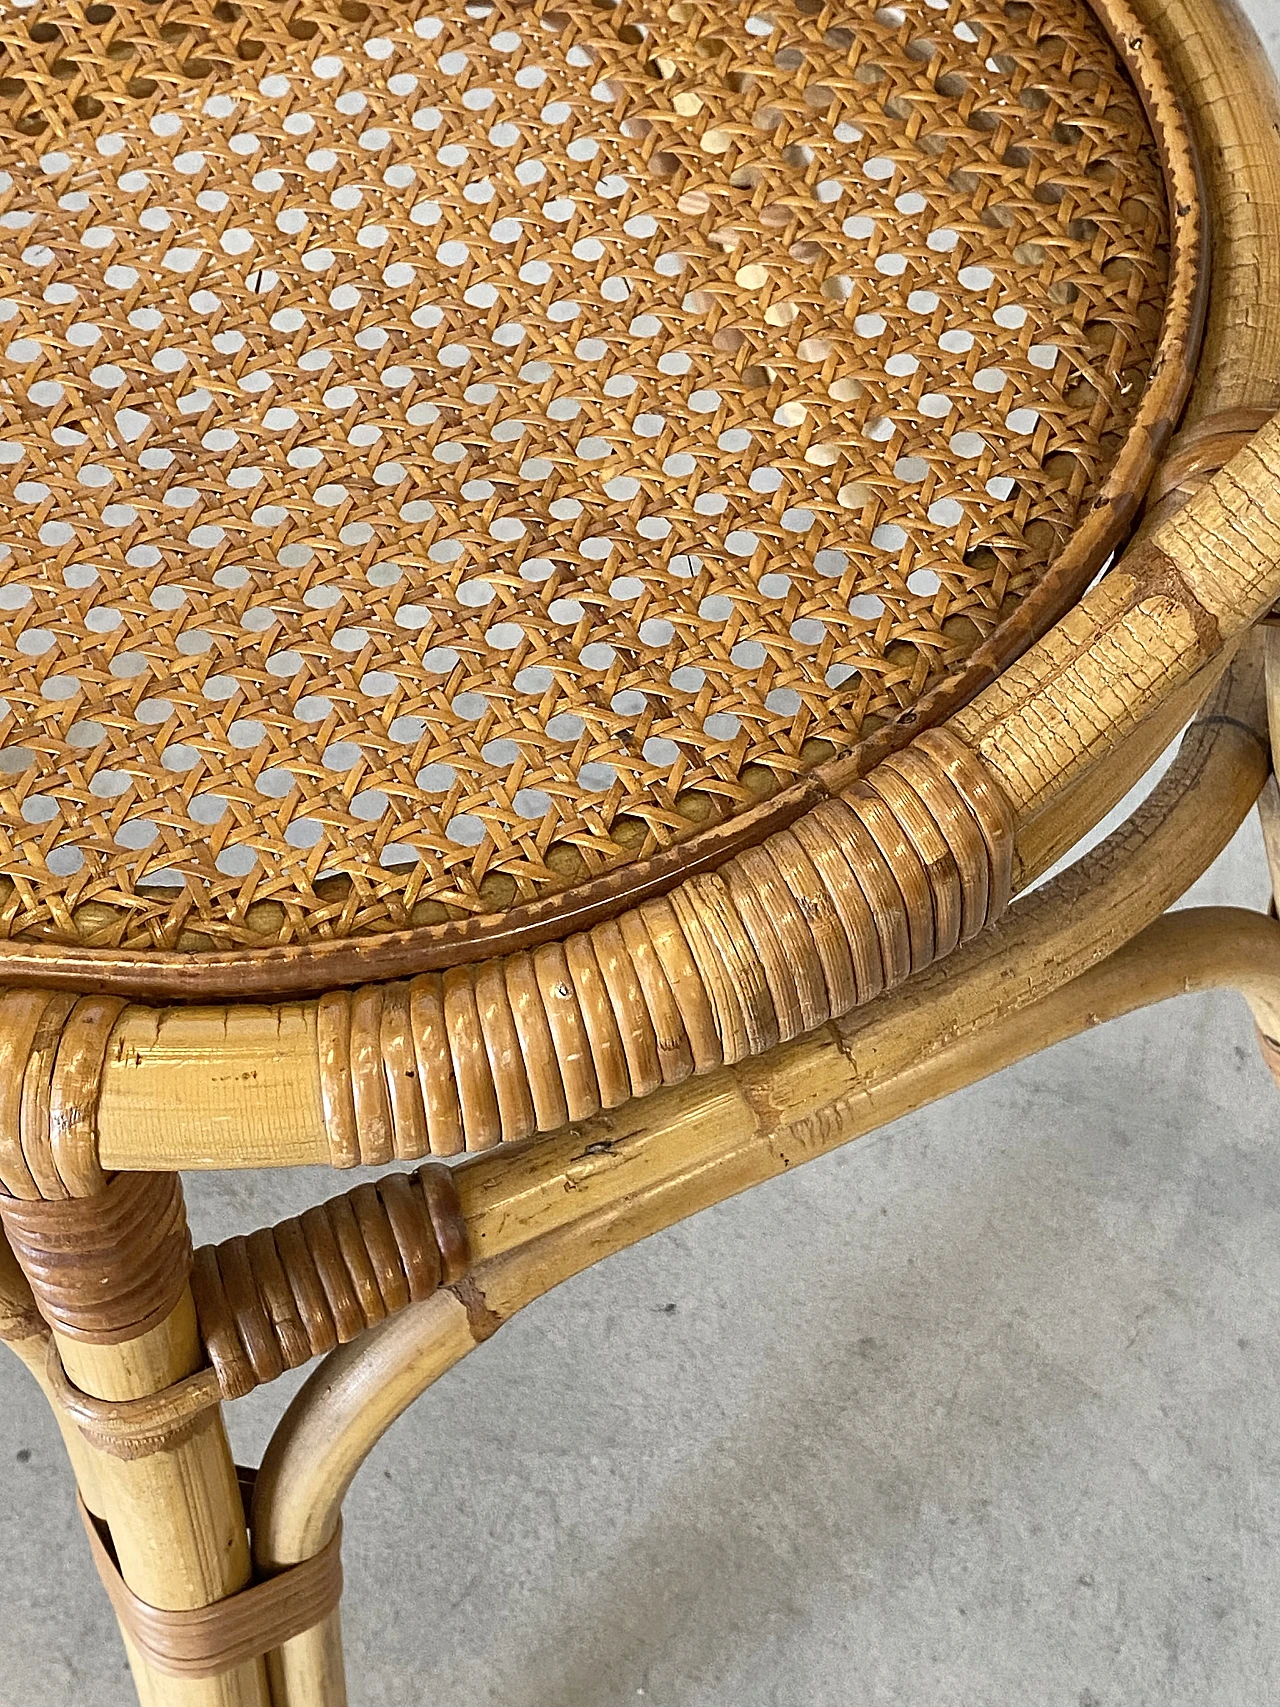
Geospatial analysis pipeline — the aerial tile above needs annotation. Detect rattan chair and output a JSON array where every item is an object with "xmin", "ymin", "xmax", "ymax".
[{"xmin": 1, "ymin": 0, "xmax": 1279, "ymax": 1697}]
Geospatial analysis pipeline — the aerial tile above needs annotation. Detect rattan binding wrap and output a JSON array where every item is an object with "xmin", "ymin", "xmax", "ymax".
[
  {"xmin": 0, "ymin": 987, "xmax": 126, "ymax": 1197},
  {"xmin": 0, "ymin": 1169, "xmax": 192, "ymax": 1340},
  {"xmin": 79, "ymin": 1469, "xmax": 342, "ymax": 1678},
  {"xmin": 0, "ymin": 0, "xmax": 1201, "ymax": 999},
  {"xmin": 0, "ymin": 721, "xmax": 1014, "ymax": 1191},
  {"xmin": 190, "ymin": 1159, "xmax": 469, "ymax": 1398},
  {"xmin": 1147, "ymin": 408, "xmax": 1280, "ymax": 510},
  {"xmin": 312, "ymin": 725, "xmax": 1013, "ymax": 1161}
]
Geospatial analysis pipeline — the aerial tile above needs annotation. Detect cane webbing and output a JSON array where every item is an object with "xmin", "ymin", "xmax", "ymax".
[{"xmin": 0, "ymin": 0, "xmax": 1192, "ymax": 973}]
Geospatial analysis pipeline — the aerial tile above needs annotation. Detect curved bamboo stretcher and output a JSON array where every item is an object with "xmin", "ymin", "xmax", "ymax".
[{"xmin": 3, "ymin": 0, "xmax": 1280, "ymax": 1700}]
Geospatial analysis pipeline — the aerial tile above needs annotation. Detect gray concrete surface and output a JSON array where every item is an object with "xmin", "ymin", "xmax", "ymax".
[{"xmin": 5, "ymin": 7, "xmax": 1280, "ymax": 1703}]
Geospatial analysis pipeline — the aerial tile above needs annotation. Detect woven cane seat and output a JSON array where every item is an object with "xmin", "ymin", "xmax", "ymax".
[{"xmin": 0, "ymin": 0, "xmax": 1197, "ymax": 988}]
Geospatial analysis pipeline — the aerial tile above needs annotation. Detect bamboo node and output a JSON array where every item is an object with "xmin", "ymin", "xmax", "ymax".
[{"xmin": 45, "ymin": 1335, "xmax": 220, "ymax": 1460}]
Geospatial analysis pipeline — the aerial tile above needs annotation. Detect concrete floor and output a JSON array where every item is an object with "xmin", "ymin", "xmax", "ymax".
[{"xmin": 5, "ymin": 6, "xmax": 1280, "ymax": 1703}]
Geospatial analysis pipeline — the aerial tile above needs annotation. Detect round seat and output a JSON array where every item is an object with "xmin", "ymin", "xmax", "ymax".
[{"xmin": 0, "ymin": 0, "xmax": 1196, "ymax": 992}]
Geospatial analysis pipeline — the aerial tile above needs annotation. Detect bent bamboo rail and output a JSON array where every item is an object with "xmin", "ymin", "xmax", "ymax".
[
  {"xmin": 242, "ymin": 644, "xmax": 1273, "ymax": 1702},
  {"xmin": 252, "ymin": 903, "xmax": 1280, "ymax": 1703},
  {"xmin": 11, "ymin": 647, "xmax": 1259, "ymax": 1427}
]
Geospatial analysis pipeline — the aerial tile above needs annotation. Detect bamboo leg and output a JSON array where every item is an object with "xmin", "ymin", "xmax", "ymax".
[
  {"xmin": 58, "ymin": 1297, "xmax": 272, "ymax": 1707},
  {"xmin": 253, "ymin": 1290, "xmax": 479, "ymax": 1707},
  {"xmin": 0, "ymin": 1179, "xmax": 273, "ymax": 1707}
]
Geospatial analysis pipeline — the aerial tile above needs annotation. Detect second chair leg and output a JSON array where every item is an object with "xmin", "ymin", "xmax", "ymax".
[{"xmin": 61, "ymin": 1299, "xmax": 271, "ymax": 1707}]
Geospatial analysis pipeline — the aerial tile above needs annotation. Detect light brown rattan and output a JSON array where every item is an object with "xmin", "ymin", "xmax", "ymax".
[
  {"xmin": 190, "ymin": 1160, "xmax": 469, "ymax": 1397},
  {"xmin": 0, "ymin": 1167, "xmax": 191, "ymax": 1338},
  {"xmin": 0, "ymin": 720, "xmax": 1015, "ymax": 1182},
  {"xmin": 0, "ymin": 0, "xmax": 1196, "ymax": 983},
  {"xmin": 79, "ymin": 1471, "xmax": 344, "ymax": 1678}
]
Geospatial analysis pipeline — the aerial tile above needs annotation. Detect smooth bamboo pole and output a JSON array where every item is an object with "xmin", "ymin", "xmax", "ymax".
[
  {"xmin": 98, "ymin": 1003, "xmax": 329, "ymax": 1174},
  {"xmin": 252, "ymin": 1289, "xmax": 488, "ymax": 1707},
  {"xmin": 254, "ymin": 901, "xmax": 1280, "ymax": 1704},
  {"xmin": 57, "ymin": 1289, "xmax": 272, "ymax": 1707}
]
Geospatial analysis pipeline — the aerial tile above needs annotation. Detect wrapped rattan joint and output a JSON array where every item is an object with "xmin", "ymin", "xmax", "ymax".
[
  {"xmin": 79, "ymin": 1470, "xmax": 341, "ymax": 1680},
  {"xmin": 190, "ymin": 1160, "xmax": 469, "ymax": 1400},
  {"xmin": 0, "ymin": 1171, "xmax": 192, "ymax": 1344},
  {"xmin": 313, "ymin": 730, "xmax": 1016, "ymax": 1162}
]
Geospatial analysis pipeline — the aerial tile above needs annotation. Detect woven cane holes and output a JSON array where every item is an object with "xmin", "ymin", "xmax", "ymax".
[{"xmin": 0, "ymin": 0, "xmax": 1174, "ymax": 949}]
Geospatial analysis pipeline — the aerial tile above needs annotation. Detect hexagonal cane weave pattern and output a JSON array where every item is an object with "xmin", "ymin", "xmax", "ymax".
[{"xmin": 0, "ymin": 0, "xmax": 1176, "ymax": 952}]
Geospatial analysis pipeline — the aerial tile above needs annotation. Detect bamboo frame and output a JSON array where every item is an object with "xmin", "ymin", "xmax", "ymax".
[
  {"xmin": 251, "ymin": 901, "xmax": 1280, "ymax": 1702},
  {"xmin": 59, "ymin": 1302, "xmax": 271, "ymax": 1707},
  {"xmin": 3, "ymin": 0, "xmax": 1280, "ymax": 1701}
]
